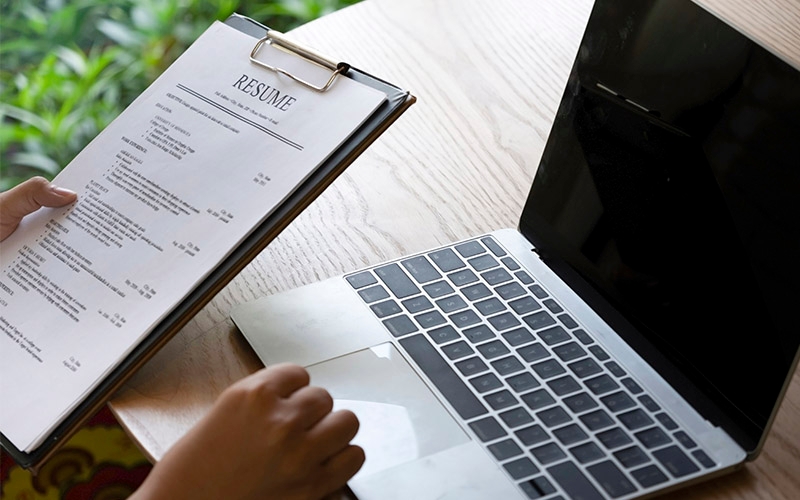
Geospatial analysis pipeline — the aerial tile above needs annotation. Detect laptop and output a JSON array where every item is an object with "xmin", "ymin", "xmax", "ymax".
[{"xmin": 230, "ymin": 0, "xmax": 800, "ymax": 498}]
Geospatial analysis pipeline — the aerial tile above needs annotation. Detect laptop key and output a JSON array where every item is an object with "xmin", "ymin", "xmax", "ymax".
[
  {"xmin": 552, "ymin": 341, "xmax": 586, "ymax": 362},
  {"xmin": 547, "ymin": 375, "xmax": 581, "ymax": 396},
  {"xmin": 449, "ymin": 309, "xmax": 481, "ymax": 328},
  {"xmin": 547, "ymin": 461, "xmax": 604, "ymax": 500},
  {"xmin": 509, "ymin": 296, "xmax": 542, "ymax": 315},
  {"xmin": 655, "ymin": 412, "xmax": 679, "ymax": 430},
  {"xmin": 470, "ymin": 373, "xmax": 503, "ymax": 393},
  {"xmin": 382, "ymin": 315, "xmax": 417, "ymax": 337},
  {"xmin": 455, "ymin": 240, "xmax": 485, "ymax": 257},
  {"xmin": 468, "ymin": 254, "xmax": 498, "ymax": 271},
  {"xmin": 573, "ymin": 328, "xmax": 593, "ymax": 345},
  {"xmin": 570, "ymin": 442, "xmax": 606, "ymax": 464},
  {"xmin": 422, "ymin": 280, "xmax": 454, "ymax": 298},
  {"xmin": 488, "ymin": 312, "xmax": 521, "ymax": 331},
  {"xmin": 501, "ymin": 256, "xmax": 520, "ymax": 270},
  {"xmin": 515, "ymin": 270, "xmax": 534, "ymax": 284},
  {"xmin": 370, "ymin": 299, "xmax": 401, "ymax": 318},
  {"xmin": 475, "ymin": 297, "xmax": 506, "ymax": 315},
  {"xmin": 538, "ymin": 325, "xmax": 570, "ymax": 345},
  {"xmin": 618, "ymin": 409, "xmax": 654, "ymax": 430},
  {"xmin": 485, "ymin": 389, "xmax": 518, "ymax": 410},
  {"xmin": 563, "ymin": 392, "xmax": 599, "ymax": 414},
  {"xmin": 568, "ymin": 357, "xmax": 603, "ymax": 378},
  {"xmin": 358, "ymin": 284, "xmax": 389, "ymax": 303},
  {"xmin": 580, "ymin": 409, "xmax": 614, "ymax": 431},
  {"xmin": 441, "ymin": 340, "xmax": 473, "ymax": 360},
  {"xmin": 515, "ymin": 424, "xmax": 550, "ymax": 446},
  {"xmin": 491, "ymin": 355, "xmax": 524, "ymax": 375},
  {"xmin": 586, "ymin": 460, "xmax": 638, "ymax": 498},
  {"xmin": 435, "ymin": 294, "xmax": 467, "ymax": 313},
  {"xmin": 477, "ymin": 340, "xmax": 510, "ymax": 359},
  {"xmin": 585, "ymin": 374, "xmax": 620, "ymax": 395},
  {"xmin": 499, "ymin": 406, "xmax": 535, "ymax": 428},
  {"xmin": 520, "ymin": 476, "xmax": 556, "ymax": 499},
  {"xmin": 428, "ymin": 325, "xmax": 461, "ymax": 344},
  {"xmin": 462, "ymin": 283, "xmax": 493, "ymax": 301},
  {"xmin": 531, "ymin": 442, "xmax": 566, "ymax": 465},
  {"xmin": 597, "ymin": 427, "xmax": 634, "ymax": 450},
  {"xmin": 531, "ymin": 359, "xmax": 566, "ymax": 379},
  {"xmin": 600, "ymin": 391, "xmax": 636, "ymax": 413},
  {"xmin": 631, "ymin": 464, "xmax": 669, "ymax": 488},
  {"xmin": 674, "ymin": 430, "xmax": 698, "ymax": 449},
  {"xmin": 483, "ymin": 267, "xmax": 514, "ymax": 285},
  {"xmin": 506, "ymin": 372, "xmax": 540, "ymax": 393},
  {"xmin": 536, "ymin": 406, "xmax": 571, "ymax": 428},
  {"xmin": 448, "ymin": 269, "xmax": 479, "ymax": 287},
  {"xmin": 468, "ymin": 416, "xmax": 507, "ymax": 442},
  {"xmin": 635, "ymin": 427, "xmax": 672, "ymax": 449},
  {"xmin": 346, "ymin": 271, "xmax": 377, "ymax": 289},
  {"xmin": 428, "ymin": 248, "xmax": 465, "ymax": 272},
  {"xmin": 653, "ymin": 445, "xmax": 700, "ymax": 477},
  {"xmin": 614, "ymin": 445, "xmax": 650, "ymax": 468},
  {"xmin": 488, "ymin": 438, "xmax": 523, "ymax": 460},
  {"xmin": 481, "ymin": 237, "xmax": 507, "ymax": 257},
  {"xmin": 464, "ymin": 324, "xmax": 496, "ymax": 343},
  {"xmin": 504, "ymin": 327, "xmax": 535, "ymax": 347},
  {"xmin": 497, "ymin": 282, "xmax": 528, "ymax": 299},
  {"xmin": 517, "ymin": 342, "xmax": 549, "ymax": 363},
  {"xmin": 401, "ymin": 295, "xmax": 434, "ymax": 313},
  {"xmin": 414, "ymin": 310, "xmax": 446, "ymax": 329},
  {"xmin": 523, "ymin": 311, "xmax": 556, "ymax": 330},
  {"xmin": 455, "ymin": 356, "xmax": 488, "ymax": 376},
  {"xmin": 375, "ymin": 263, "xmax": 420, "ymax": 299},
  {"xmin": 553, "ymin": 423, "xmax": 588, "ymax": 445},
  {"xmin": 521, "ymin": 389, "xmax": 556, "ymax": 411},
  {"xmin": 399, "ymin": 334, "xmax": 487, "ymax": 420},
  {"xmin": 692, "ymin": 449, "xmax": 716, "ymax": 468},
  {"xmin": 401, "ymin": 256, "xmax": 442, "ymax": 283},
  {"xmin": 504, "ymin": 457, "xmax": 538, "ymax": 480}
]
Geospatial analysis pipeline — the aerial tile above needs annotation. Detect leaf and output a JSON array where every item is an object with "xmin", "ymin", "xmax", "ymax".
[
  {"xmin": 55, "ymin": 46, "xmax": 88, "ymax": 76},
  {"xmin": 96, "ymin": 19, "xmax": 146, "ymax": 47},
  {"xmin": 0, "ymin": 104, "xmax": 53, "ymax": 134},
  {"xmin": 9, "ymin": 151, "xmax": 61, "ymax": 175}
]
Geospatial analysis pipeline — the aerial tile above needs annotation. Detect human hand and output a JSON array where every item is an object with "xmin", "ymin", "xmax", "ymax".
[
  {"xmin": 130, "ymin": 363, "xmax": 364, "ymax": 500},
  {"xmin": 0, "ymin": 176, "xmax": 77, "ymax": 241}
]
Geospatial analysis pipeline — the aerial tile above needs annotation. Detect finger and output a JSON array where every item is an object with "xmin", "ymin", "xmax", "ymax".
[
  {"xmin": 0, "ymin": 177, "xmax": 77, "ymax": 241},
  {"xmin": 314, "ymin": 445, "xmax": 366, "ymax": 499},
  {"xmin": 240, "ymin": 363, "xmax": 310, "ymax": 398},
  {"xmin": 306, "ymin": 409, "xmax": 360, "ymax": 461},
  {"xmin": 286, "ymin": 385, "xmax": 333, "ymax": 429}
]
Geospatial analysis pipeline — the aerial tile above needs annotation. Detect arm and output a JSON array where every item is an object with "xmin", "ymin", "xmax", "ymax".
[{"xmin": 129, "ymin": 363, "xmax": 364, "ymax": 500}]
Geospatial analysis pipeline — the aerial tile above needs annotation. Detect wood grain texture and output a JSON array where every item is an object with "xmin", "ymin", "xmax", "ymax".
[{"xmin": 110, "ymin": 0, "xmax": 800, "ymax": 497}]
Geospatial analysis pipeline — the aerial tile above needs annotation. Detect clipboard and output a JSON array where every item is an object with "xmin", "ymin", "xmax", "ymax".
[{"xmin": 1, "ymin": 13, "xmax": 415, "ymax": 471}]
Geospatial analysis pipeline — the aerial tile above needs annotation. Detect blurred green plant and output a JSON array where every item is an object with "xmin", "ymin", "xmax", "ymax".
[{"xmin": 0, "ymin": 0, "xmax": 360, "ymax": 190}]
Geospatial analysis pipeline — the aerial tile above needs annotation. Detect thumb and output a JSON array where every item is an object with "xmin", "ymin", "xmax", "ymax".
[{"xmin": 0, "ymin": 176, "xmax": 77, "ymax": 241}]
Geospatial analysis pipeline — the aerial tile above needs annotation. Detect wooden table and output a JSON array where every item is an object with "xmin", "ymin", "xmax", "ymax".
[{"xmin": 110, "ymin": 0, "xmax": 800, "ymax": 498}]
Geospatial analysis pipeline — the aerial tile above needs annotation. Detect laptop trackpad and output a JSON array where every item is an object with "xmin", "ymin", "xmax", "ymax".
[{"xmin": 306, "ymin": 342, "xmax": 470, "ymax": 479}]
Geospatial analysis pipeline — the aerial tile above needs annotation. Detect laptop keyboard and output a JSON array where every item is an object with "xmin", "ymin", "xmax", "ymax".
[{"xmin": 346, "ymin": 236, "xmax": 717, "ymax": 499}]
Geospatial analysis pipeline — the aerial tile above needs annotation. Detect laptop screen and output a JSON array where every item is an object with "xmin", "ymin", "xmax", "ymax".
[{"xmin": 519, "ymin": 0, "xmax": 800, "ymax": 453}]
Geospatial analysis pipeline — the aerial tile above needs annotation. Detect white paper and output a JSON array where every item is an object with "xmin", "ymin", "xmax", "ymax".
[{"xmin": 0, "ymin": 21, "xmax": 386, "ymax": 452}]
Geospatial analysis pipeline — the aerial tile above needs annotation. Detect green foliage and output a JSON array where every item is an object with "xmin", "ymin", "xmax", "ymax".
[{"xmin": 0, "ymin": 0, "xmax": 361, "ymax": 190}]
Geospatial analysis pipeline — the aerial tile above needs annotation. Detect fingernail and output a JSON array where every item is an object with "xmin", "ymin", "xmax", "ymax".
[{"xmin": 50, "ymin": 185, "xmax": 77, "ymax": 197}]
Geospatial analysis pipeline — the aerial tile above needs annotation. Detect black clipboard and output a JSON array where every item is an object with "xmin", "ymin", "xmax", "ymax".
[{"xmin": 1, "ymin": 13, "xmax": 415, "ymax": 470}]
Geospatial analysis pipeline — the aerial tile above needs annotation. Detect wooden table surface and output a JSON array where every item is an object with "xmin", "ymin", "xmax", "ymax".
[{"xmin": 109, "ymin": 0, "xmax": 800, "ymax": 498}]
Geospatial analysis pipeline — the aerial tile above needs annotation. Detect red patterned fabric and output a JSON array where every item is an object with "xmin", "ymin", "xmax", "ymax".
[{"xmin": 1, "ymin": 406, "xmax": 152, "ymax": 500}]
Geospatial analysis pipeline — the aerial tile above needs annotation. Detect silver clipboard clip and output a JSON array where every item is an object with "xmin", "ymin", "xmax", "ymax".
[{"xmin": 250, "ymin": 30, "xmax": 349, "ymax": 92}]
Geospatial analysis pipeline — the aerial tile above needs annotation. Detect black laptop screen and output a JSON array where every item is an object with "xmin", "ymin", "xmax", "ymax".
[{"xmin": 519, "ymin": 0, "xmax": 800, "ymax": 452}]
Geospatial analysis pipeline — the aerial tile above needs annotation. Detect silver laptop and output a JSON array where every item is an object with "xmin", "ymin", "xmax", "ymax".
[{"xmin": 231, "ymin": 0, "xmax": 800, "ymax": 498}]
